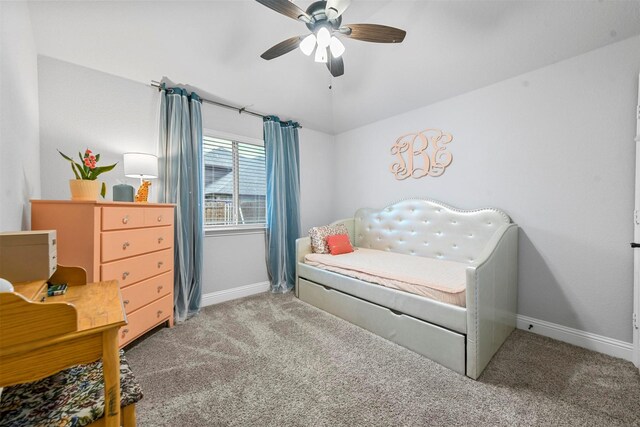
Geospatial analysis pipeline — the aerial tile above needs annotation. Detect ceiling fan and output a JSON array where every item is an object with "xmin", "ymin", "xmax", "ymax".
[{"xmin": 255, "ymin": 0, "xmax": 406, "ymax": 77}]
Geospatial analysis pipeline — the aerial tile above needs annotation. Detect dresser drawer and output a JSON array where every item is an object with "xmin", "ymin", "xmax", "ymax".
[
  {"xmin": 102, "ymin": 207, "xmax": 144, "ymax": 231},
  {"xmin": 121, "ymin": 271, "xmax": 172, "ymax": 314},
  {"xmin": 101, "ymin": 248, "xmax": 173, "ymax": 285},
  {"xmin": 144, "ymin": 207, "xmax": 174, "ymax": 227},
  {"xmin": 101, "ymin": 226, "xmax": 173, "ymax": 262},
  {"xmin": 119, "ymin": 294, "xmax": 173, "ymax": 347},
  {"xmin": 298, "ymin": 278, "xmax": 466, "ymax": 375}
]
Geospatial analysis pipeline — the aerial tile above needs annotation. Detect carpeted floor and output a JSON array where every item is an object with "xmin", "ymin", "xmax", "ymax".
[{"xmin": 125, "ymin": 293, "xmax": 640, "ymax": 426}]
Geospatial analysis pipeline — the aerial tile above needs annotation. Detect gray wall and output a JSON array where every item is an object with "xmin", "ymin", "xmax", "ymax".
[
  {"xmin": 0, "ymin": 2, "xmax": 41, "ymax": 231},
  {"xmin": 38, "ymin": 56, "xmax": 158, "ymax": 202},
  {"xmin": 37, "ymin": 57, "xmax": 336, "ymax": 295},
  {"xmin": 333, "ymin": 35, "xmax": 640, "ymax": 343}
]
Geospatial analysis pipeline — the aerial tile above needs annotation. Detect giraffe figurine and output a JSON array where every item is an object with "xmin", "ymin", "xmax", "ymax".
[{"xmin": 135, "ymin": 180, "xmax": 151, "ymax": 203}]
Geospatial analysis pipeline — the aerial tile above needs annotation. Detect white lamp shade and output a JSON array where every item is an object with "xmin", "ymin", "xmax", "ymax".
[
  {"xmin": 300, "ymin": 34, "xmax": 317, "ymax": 56},
  {"xmin": 0, "ymin": 278, "xmax": 14, "ymax": 293},
  {"xmin": 316, "ymin": 27, "xmax": 331, "ymax": 48},
  {"xmin": 330, "ymin": 36, "xmax": 345, "ymax": 58},
  {"xmin": 314, "ymin": 47, "xmax": 328, "ymax": 63},
  {"xmin": 124, "ymin": 153, "xmax": 158, "ymax": 179}
]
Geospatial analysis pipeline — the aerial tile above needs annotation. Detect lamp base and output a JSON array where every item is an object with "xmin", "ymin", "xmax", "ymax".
[{"xmin": 134, "ymin": 180, "xmax": 152, "ymax": 203}]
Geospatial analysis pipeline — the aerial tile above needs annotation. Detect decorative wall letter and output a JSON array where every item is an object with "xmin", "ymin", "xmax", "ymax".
[{"xmin": 390, "ymin": 129, "xmax": 453, "ymax": 180}]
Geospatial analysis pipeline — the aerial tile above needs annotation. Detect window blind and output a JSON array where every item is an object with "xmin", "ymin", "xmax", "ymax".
[{"xmin": 203, "ymin": 135, "xmax": 266, "ymax": 227}]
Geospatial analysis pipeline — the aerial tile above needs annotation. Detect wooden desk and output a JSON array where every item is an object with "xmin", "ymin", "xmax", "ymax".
[{"xmin": 0, "ymin": 280, "xmax": 127, "ymax": 427}]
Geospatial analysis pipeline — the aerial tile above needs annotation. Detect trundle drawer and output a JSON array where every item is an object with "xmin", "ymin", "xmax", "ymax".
[
  {"xmin": 101, "ymin": 226, "xmax": 173, "ymax": 262},
  {"xmin": 119, "ymin": 294, "xmax": 173, "ymax": 347},
  {"xmin": 298, "ymin": 278, "xmax": 466, "ymax": 375},
  {"xmin": 101, "ymin": 248, "xmax": 173, "ymax": 286},
  {"xmin": 121, "ymin": 271, "xmax": 172, "ymax": 314}
]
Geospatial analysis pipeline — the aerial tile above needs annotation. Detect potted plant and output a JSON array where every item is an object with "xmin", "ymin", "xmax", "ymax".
[{"xmin": 58, "ymin": 149, "xmax": 117, "ymax": 200}]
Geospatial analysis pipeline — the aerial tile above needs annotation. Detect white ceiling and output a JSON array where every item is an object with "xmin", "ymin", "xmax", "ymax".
[{"xmin": 28, "ymin": 0, "xmax": 640, "ymax": 134}]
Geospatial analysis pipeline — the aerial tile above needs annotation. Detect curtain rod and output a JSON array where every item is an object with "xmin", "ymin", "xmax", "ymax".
[{"xmin": 150, "ymin": 80, "xmax": 301, "ymax": 127}]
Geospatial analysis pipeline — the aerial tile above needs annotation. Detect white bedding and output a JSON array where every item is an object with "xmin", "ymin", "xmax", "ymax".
[{"xmin": 304, "ymin": 248, "xmax": 467, "ymax": 307}]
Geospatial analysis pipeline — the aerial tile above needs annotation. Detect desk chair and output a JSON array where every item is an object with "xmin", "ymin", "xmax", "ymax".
[{"xmin": 0, "ymin": 266, "xmax": 142, "ymax": 427}]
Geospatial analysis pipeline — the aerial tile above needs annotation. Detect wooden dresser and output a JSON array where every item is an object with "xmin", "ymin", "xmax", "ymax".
[{"xmin": 31, "ymin": 200, "xmax": 175, "ymax": 347}]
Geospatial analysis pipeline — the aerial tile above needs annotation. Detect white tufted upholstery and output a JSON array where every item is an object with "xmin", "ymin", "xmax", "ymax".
[{"xmin": 354, "ymin": 199, "xmax": 511, "ymax": 264}]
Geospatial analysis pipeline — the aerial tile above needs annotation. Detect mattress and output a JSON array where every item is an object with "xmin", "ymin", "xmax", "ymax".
[{"xmin": 304, "ymin": 248, "xmax": 467, "ymax": 307}]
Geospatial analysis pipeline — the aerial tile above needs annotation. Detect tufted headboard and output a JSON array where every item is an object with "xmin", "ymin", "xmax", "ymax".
[{"xmin": 354, "ymin": 199, "xmax": 512, "ymax": 264}]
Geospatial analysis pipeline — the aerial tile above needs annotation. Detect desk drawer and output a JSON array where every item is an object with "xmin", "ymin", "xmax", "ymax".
[
  {"xmin": 298, "ymin": 278, "xmax": 466, "ymax": 375},
  {"xmin": 101, "ymin": 249, "xmax": 172, "ymax": 286},
  {"xmin": 144, "ymin": 207, "xmax": 174, "ymax": 227},
  {"xmin": 102, "ymin": 207, "xmax": 144, "ymax": 231},
  {"xmin": 121, "ymin": 272, "xmax": 172, "ymax": 314},
  {"xmin": 120, "ymin": 294, "xmax": 173, "ymax": 347},
  {"xmin": 101, "ymin": 226, "xmax": 173, "ymax": 262}
]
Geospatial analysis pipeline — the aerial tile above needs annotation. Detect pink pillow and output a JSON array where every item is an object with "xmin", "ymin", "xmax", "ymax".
[
  {"xmin": 309, "ymin": 223, "xmax": 349, "ymax": 254},
  {"xmin": 326, "ymin": 234, "xmax": 354, "ymax": 255}
]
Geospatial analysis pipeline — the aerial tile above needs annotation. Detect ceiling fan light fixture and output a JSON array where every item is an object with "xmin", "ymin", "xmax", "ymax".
[
  {"xmin": 314, "ymin": 47, "xmax": 328, "ymax": 63},
  {"xmin": 329, "ymin": 36, "xmax": 345, "ymax": 58},
  {"xmin": 300, "ymin": 34, "xmax": 317, "ymax": 56},
  {"xmin": 254, "ymin": 0, "xmax": 406, "ymax": 77},
  {"xmin": 326, "ymin": 7, "xmax": 339, "ymax": 20},
  {"xmin": 316, "ymin": 27, "xmax": 331, "ymax": 48}
]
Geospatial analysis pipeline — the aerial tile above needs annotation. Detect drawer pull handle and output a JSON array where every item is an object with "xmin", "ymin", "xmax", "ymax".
[
  {"xmin": 157, "ymin": 310, "xmax": 163, "ymax": 318},
  {"xmin": 157, "ymin": 285, "xmax": 163, "ymax": 293},
  {"xmin": 121, "ymin": 328, "xmax": 129, "ymax": 338},
  {"xmin": 157, "ymin": 261, "xmax": 164, "ymax": 268},
  {"xmin": 122, "ymin": 271, "xmax": 130, "ymax": 280},
  {"xmin": 157, "ymin": 215, "xmax": 163, "ymax": 222},
  {"xmin": 122, "ymin": 242, "xmax": 130, "ymax": 250},
  {"xmin": 123, "ymin": 299, "xmax": 130, "ymax": 305},
  {"xmin": 122, "ymin": 215, "xmax": 129, "ymax": 224},
  {"xmin": 158, "ymin": 237, "xmax": 164, "ymax": 244}
]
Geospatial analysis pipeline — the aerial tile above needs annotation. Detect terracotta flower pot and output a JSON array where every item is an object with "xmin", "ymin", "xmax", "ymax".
[{"xmin": 69, "ymin": 179, "xmax": 101, "ymax": 201}]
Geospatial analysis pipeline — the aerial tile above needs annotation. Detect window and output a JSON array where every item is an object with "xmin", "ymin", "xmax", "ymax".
[{"xmin": 203, "ymin": 134, "xmax": 266, "ymax": 228}]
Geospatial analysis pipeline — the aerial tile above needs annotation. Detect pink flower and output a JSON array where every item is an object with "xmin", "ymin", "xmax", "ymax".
[
  {"xmin": 84, "ymin": 158, "xmax": 91, "ymax": 167},
  {"xmin": 85, "ymin": 149, "xmax": 92, "ymax": 156}
]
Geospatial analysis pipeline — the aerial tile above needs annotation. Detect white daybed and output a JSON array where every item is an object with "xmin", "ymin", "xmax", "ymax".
[{"xmin": 295, "ymin": 198, "xmax": 518, "ymax": 379}]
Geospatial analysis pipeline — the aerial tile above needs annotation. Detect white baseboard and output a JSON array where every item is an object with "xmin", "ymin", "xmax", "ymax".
[
  {"xmin": 201, "ymin": 281, "xmax": 270, "ymax": 307},
  {"xmin": 517, "ymin": 315, "xmax": 633, "ymax": 361}
]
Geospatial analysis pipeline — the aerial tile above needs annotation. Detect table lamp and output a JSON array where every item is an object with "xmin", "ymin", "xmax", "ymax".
[{"xmin": 124, "ymin": 152, "xmax": 158, "ymax": 203}]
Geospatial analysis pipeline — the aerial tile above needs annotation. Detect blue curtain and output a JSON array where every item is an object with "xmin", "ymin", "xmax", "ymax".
[
  {"xmin": 264, "ymin": 116, "xmax": 301, "ymax": 293},
  {"xmin": 158, "ymin": 85, "xmax": 203, "ymax": 322}
]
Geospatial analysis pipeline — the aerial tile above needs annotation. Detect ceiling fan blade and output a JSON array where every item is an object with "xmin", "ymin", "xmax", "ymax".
[
  {"xmin": 326, "ymin": 52, "xmax": 344, "ymax": 77},
  {"xmin": 341, "ymin": 24, "xmax": 406, "ymax": 43},
  {"xmin": 254, "ymin": 0, "xmax": 311, "ymax": 23},
  {"xmin": 325, "ymin": 0, "xmax": 351, "ymax": 20},
  {"xmin": 261, "ymin": 36, "xmax": 302, "ymax": 60}
]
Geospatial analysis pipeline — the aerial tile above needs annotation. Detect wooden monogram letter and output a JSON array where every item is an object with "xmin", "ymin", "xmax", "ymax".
[{"xmin": 390, "ymin": 129, "xmax": 453, "ymax": 180}]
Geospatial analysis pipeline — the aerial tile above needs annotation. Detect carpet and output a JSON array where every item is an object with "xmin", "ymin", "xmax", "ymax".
[{"xmin": 125, "ymin": 292, "xmax": 640, "ymax": 426}]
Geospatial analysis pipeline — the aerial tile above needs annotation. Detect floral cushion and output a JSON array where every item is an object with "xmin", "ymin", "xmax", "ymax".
[
  {"xmin": 0, "ymin": 351, "xmax": 142, "ymax": 427},
  {"xmin": 309, "ymin": 223, "xmax": 349, "ymax": 254}
]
